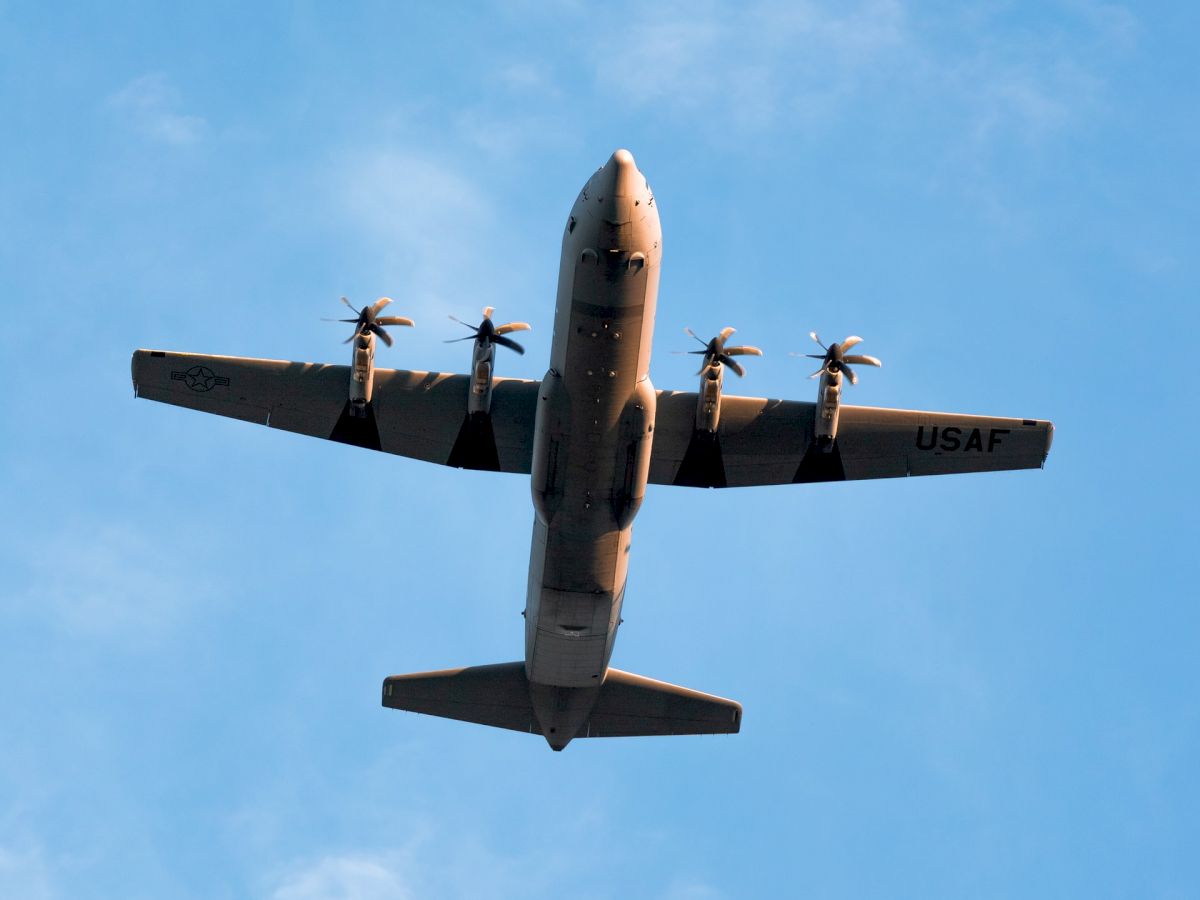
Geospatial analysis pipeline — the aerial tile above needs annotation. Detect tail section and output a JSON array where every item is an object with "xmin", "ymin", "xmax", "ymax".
[{"xmin": 382, "ymin": 663, "xmax": 741, "ymax": 751}]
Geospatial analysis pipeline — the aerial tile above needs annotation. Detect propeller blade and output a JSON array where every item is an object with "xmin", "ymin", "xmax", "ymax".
[
  {"xmin": 717, "ymin": 326, "xmax": 736, "ymax": 344},
  {"xmin": 376, "ymin": 316, "xmax": 414, "ymax": 327},
  {"xmin": 724, "ymin": 345, "xmax": 763, "ymax": 357},
  {"xmin": 494, "ymin": 322, "xmax": 531, "ymax": 335},
  {"xmin": 808, "ymin": 366, "xmax": 827, "ymax": 379},
  {"xmin": 343, "ymin": 334, "xmax": 356, "ymax": 344},
  {"xmin": 492, "ymin": 334, "xmax": 525, "ymax": 354},
  {"xmin": 448, "ymin": 315, "xmax": 478, "ymax": 330},
  {"xmin": 482, "ymin": 306, "xmax": 494, "ymax": 320},
  {"xmin": 840, "ymin": 335, "xmax": 863, "ymax": 352},
  {"xmin": 804, "ymin": 353, "xmax": 826, "ymax": 359},
  {"xmin": 370, "ymin": 324, "xmax": 394, "ymax": 347},
  {"xmin": 443, "ymin": 335, "xmax": 478, "ymax": 343},
  {"xmin": 370, "ymin": 297, "xmax": 393, "ymax": 317},
  {"xmin": 684, "ymin": 327, "xmax": 707, "ymax": 346},
  {"xmin": 322, "ymin": 317, "xmax": 362, "ymax": 323},
  {"xmin": 843, "ymin": 354, "xmax": 882, "ymax": 367},
  {"xmin": 341, "ymin": 296, "xmax": 357, "ymax": 313},
  {"xmin": 810, "ymin": 331, "xmax": 826, "ymax": 350},
  {"xmin": 843, "ymin": 364, "xmax": 858, "ymax": 385},
  {"xmin": 721, "ymin": 356, "xmax": 746, "ymax": 377}
]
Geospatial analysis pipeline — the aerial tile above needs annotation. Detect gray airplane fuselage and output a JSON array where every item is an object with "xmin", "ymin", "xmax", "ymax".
[{"xmin": 525, "ymin": 150, "xmax": 662, "ymax": 745}]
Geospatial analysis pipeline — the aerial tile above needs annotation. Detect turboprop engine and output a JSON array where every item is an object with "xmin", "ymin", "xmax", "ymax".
[
  {"xmin": 445, "ymin": 306, "xmax": 530, "ymax": 415},
  {"xmin": 680, "ymin": 327, "xmax": 762, "ymax": 433},
  {"xmin": 803, "ymin": 331, "xmax": 882, "ymax": 449},
  {"xmin": 326, "ymin": 296, "xmax": 414, "ymax": 417}
]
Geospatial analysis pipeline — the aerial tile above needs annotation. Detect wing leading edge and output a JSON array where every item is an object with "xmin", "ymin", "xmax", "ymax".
[
  {"xmin": 131, "ymin": 350, "xmax": 539, "ymax": 473},
  {"xmin": 650, "ymin": 390, "xmax": 1053, "ymax": 488}
]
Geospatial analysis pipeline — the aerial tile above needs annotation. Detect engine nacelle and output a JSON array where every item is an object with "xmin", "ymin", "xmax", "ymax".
[
  {"xmin": 348, "ymin": 334, "xmax": 376, "ymax": 417},
  {"xmin": 694, "ymin": 364, "xmax": 724, "ymax": 433},
  {"xmin": 469, "ymin": 351, "xmax": 494, "ymax": 415},
  {"xmin": 814, "ymin": 369, "xmax": 842, "ymax": 450}
]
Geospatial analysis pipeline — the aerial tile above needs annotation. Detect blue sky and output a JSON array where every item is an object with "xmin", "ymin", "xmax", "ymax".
[{"xmin": 2, "ymin": 2, "xmax": 1197, "ymax": 897}]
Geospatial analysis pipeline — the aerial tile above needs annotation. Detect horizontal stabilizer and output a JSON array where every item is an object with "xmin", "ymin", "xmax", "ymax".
[
  {"xmin": 382, "ymin": 663, "xmax": 741, "ymax": 747},
  {"xmin": 382, "ymin": 662, "xmax": 538, "ymax": 734},
  {"xmin": 585, "ymin": 669, "xmax": 742, "ymax": 737}
]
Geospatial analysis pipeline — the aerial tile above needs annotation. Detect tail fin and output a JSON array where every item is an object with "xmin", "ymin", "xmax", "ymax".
[{"xmin": 382, "ymin": 662, "xmax": 741, "ymax": 750}]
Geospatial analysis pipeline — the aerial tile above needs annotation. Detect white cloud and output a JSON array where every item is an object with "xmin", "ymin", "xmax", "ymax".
[
  {"xmin": 495, "ymin": 61, "xmax": 559, "ymax": 97},
  {"xmin": 585, "ymin": 0, "xmax": 1130, "ymax": 143},
  {"xmin": 260, "ymin": 817, "xmax": 617, "ymax": 900},
  {"xmin": 106, "ymin": 73, "xmax": 207, "ymax": 145},
  {"xmin": 6, "ymin": 519, "xmax": 216, "ymax": 639},
  {"xmin": 0, "ymin": 844, "xmax": 56, "ymax": 900},
  {"xmin": 269, "ymin": 844, "xmax": 729, "ymax": 900},
  {"xmin": 328, "ymin": 148, "xmax": 501, "ymax": 323},
  {"xmin": 662, "ymin": 877, "xmax": 724, "ymax": 900},
  {"xmin": 453, "ymin": 107, "xmax": 574, "ymax": 159},
  {"xmin": 588, "ymin": 0, "xmax": 907, "ymax": 131},
  {"xmin": 271, "ymin": 852, "xmax": 415, "ymax": 900}
]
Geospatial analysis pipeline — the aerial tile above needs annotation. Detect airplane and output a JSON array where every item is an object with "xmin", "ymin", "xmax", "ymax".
[{"xmin": 131, "ymin": 148, "xmax": 1053, "ymax": 751}]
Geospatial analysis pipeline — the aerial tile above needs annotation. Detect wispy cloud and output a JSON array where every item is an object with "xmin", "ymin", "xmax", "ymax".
[
  {"xmin": 662, "ymin": 876, "xmax": 724, "ymax": 899},
  {"xmin": 586, "ymin": 0, "xmax": 1130, "ymax": 143},
  {"xmin": 0, "ymin": 844, "xmax": 56, "ymax": 900},
  {"xmin": 271, "ymin": 851, "xmax": 415, "ymax": 900},
  {"xmin": 328, "ymin": 147, "xmax": 501, "ymax": 323},
  {"xmin": 588, "ymin": 0, "xmax": 907, "ymax": 131},
  {"xmin": 267, "ymin": 838, "xmax": 729, "ymax": 900},
  {"xmin": 105, "ymin": 73, "xmax": 207, "ymax": 145},
  {"xmin": 495, "ymin": 60, "xmax": 560, "ymax": 97},
  {"xmin": 5, "ymin": 519, "xmax": 217, "ymax": 639},
  {"xmin": 453, "ymin": 107, "xmax": 574, "ymax": 159}
]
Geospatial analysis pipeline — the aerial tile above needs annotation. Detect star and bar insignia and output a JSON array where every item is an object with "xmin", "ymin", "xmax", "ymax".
[{"xmin": 171, "ymin": 365, "xmax": 230, "ymax": 392}]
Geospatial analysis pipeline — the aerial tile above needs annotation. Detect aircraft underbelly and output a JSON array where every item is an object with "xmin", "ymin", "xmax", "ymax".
[
  {"xmin": 524, "ymin": 150, "xmax": 661, "ymax": 697},
  {"xmin": 526, "ymin": 248, "xmax": 660, "ymax": 687}
]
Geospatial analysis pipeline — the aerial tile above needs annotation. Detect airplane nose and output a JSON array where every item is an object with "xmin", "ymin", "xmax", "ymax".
[
  {"xmin": 600, "ymin": 148, "xmax": 641, "ymax": 198},
  {"xmin": 576, "ymin": 148, "xmax": 654, "ymax": 251}
]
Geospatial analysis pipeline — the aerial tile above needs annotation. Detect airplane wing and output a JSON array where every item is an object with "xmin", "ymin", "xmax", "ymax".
[
  {"xmin": 649, "ymin": 390, "xmax": 1054, "ymax": 488},
  {"xmin": 131, "ymin": 350, "xmax": 539, "ymax": 473}
]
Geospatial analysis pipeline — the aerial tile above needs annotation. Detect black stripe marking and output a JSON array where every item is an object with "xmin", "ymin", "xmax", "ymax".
[
  {"xmin": 673, "ymin": 430, "xmax": 727, "ymax": 488},
  {"xmin": 447, "ymin": 412, "xmax": 502, "ymax": 471},
  {"xmin": 329, "ymin": 401, "xmax": 383, "ymax": 451},
  {"xmin": 792, "ymin": 441, "xmax": 847, "ymax": 483}
]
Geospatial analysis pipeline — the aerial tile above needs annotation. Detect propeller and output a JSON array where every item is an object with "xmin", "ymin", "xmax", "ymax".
[
  {"xmin": 680, "ymin": 326, "xmax": 763, "ymax": 377},
  {"xmin": 445, "ymin": 306, "xmax": 531, "ymax": 355},
  {"xmin": 326, "ymin": 296, "xmax": 414, "ymax": 348},
  {"xmin": 803, "ymin": 332, "xmax": 882, "ymax": 385}
]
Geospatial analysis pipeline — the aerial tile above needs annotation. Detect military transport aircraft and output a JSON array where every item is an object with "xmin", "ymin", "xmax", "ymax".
[{"xmin": 131, "ymin": 149, "xmax": 1053, "ymax": 751}]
